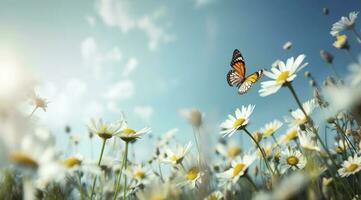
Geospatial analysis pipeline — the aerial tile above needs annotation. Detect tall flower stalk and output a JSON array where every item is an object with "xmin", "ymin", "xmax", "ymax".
[
  {"xmin": 113, "ymin": 141, "xmax": 129, "ymax": 200},
  {"xmin": 90, "ymin": 138, "xmax": 107, "ymax": 199}
]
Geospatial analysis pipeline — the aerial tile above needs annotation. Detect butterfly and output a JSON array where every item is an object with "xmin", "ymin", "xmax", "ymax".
[{"xmin": 226, "ymin": 49, "xmax": 264, "ymax": 94}]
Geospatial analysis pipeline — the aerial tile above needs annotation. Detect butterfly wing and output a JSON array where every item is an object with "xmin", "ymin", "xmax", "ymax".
[
  {"xmin": 227, "ymin": 69, "xmax": 243, "ymax": 87},
  {"xmin": 230, "ymin": 49, "xmax": 246, "ymax": 79},
  {"xmin": 238, "ymin": 69, "xmax": 264, "ymax": 94}
]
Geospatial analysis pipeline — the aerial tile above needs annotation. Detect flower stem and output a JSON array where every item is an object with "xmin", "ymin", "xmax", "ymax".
[
  {"xmin": 244, "ymin": 174, "xmax": 258, "ymax": 191},
  {"xmin": 90, "ymin": 138, "xmax": 107, "ymax": 199},
  {"xmin": 28, "ymin": 107, "xmax": 37, "ymax": 118},
  {"xmin": 123, "ymin": 142, "xmax": 129, "ymax": 200},
  {"xmin": 329, "ymin": 63, "xmax": 340, "ymax": 79},
  {"xmin": 113, "ymin": 141, "xmax": 129, "ymax": 200},
  {"xmin": 77, "ymin": 172, "xmax": 84, "ymax": 200},
  {"xmin": 243, "ymin": 128, "xmax": 275, "ymax": 176}
]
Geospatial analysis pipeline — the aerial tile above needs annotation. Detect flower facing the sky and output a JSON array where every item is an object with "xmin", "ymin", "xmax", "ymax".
[
  {"xmin": 125, "ymin": 164, "xmax": 153, "ymax": 185},
  {"xmin": 118, "ymin": 121, "xmax": 151, "ymax": 142},
  {"xmin": 216, "ymin": 140, "xmax": 242, "ymax": 160},
  {"xmin": 330, "ymin": 11, "xmax": 359, "ymax": 36},
  {"xmin": 298, "ymin": 132, "xmax": 321, "ymax": 152},
  {"xmin": 278, "ymin": 127, "xmax": 299, "ymax": 144},
  {"xmin": 220, "ymin": 105, "xmax": 255, "ymax": 137},
  {"xmin": 338, "ymin": 155, "xmax": 361, "ymax": 177},
  {"xmin": 260, "ymin": 119, "xmax": 283, "ymax": 137},
  {"xmin": 285, "ymin": 99, "xmax": 317, "ymax": 127},
  {"xmin": 88, "ymin": 118, "xmax": 122, "ymax": 140},
  {"xmin": 163, "ymin": 142, "xmax": 192, "ymax": 165},
  {"xmin": 217, "ymin": 153, "xmax": 257, "ymax": 184},
  {"xmin": 259, "ymin": 55, "xmax": 308, "ymax": 97},
  {"xmin": 279, "ymin": 149, "xmax": 307, "ymax": 173}
]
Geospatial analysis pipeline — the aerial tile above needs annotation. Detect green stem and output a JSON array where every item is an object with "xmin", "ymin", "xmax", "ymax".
[
  {"xmin": 90, "ymin": 139, "xmax": 107, "ymax": 199},
  {"xmin": 244, "ymin": 174, "xmax": 258, "ymax": 191},
  {"xmin": 329, "ymin": 63, "xmax": 340, "ymax": 79},
  {"xmin": 335, "ymin": 123, "xmax": 357, "ymax": 155},
  {"xmin": 77, "ymin": 172, "xmax": 84, "ymax": 200},
  {"xmin": 123, "ymin": 142, "xmax": 129, "ymax": 200},
  {"xmin": 243, "ymin": 128, "xmax": 275, "ymax": 176},
  {"xmin": 113, "ymin": 142, "xmax": 129, "ymax": 200}
]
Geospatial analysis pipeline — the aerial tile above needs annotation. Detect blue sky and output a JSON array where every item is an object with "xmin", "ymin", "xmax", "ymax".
[{"xmin": 1, "ymin": 0, "xmax": 361, "ymax": 158}]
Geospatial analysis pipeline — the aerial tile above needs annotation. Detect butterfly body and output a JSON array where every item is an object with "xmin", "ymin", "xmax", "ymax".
[{"xmin": 226, "ymin": 49, "xmax": 263, "ymax": 94}]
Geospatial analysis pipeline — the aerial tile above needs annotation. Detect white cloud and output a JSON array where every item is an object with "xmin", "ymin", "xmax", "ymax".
[
  {"xmin": 96, "ymin": 0, "xmax": 174, "ymax": 50},
  {"xmin": 80, "ymin": 36, "xmax": 122, "ymax": 79},
  {"xmin": 122, "ymin": 57, "xmax": 138, "ymax": 77},
  {"xmin": 104, "ymin": 80, "xmax": 134, "ymax": 101},
  {"xmin": 133, "ymin": 105, "xmax": 154, "ymax": 123}
]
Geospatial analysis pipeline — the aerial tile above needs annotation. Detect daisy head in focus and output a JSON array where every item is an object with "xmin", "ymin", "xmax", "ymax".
[
  {"xmin": 220, "ymin": 104, "xmax": 255, "ymax": 137},
  {"xmin": 259, "ymin": 54, "xmax": 308, "ymax": 97},
  {"xmin": 260, "ymin": 119, "xmax": 283, "ymax": 137},
  {"xmin": 163, "ymin": 142, "xmax": 192, "ymax": 165},
  {"xmin": 279, "ymin": 148, "xmax": 307, "ymax": 173},
  {"xmin": 118, "ymin": 120, "xmax": 151, "ymax": 142},
  {"xmin": 88, "ymin": 118, "xmax": 122, "ymax": 140},
  {"xmin": 217, "ymin": 152, "xmax": 257, "ymax": 185},
  {"xmin": 330, "ymin": 11, "xmax": 359, "ymax": 36},
  {"xmin": 338, "ymin": 154, "xmax": 361, "ymax": 177}
]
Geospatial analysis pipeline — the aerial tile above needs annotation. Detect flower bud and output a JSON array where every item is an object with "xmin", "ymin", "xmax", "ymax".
[{"xmin": 320, "ymin": 50, "xmax": 334, "ymax": 64}]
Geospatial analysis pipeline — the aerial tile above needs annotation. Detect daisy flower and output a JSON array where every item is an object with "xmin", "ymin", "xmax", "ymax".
[
  {"xmin": 88, "ymin": 118, "xmax": 122, "ymax": 140},
  {"xmin": 285, "ymin": 99, "xmax": 317, "ymax": 127},
  {"xmin": 217, "ymin": 153, "xmax": 257, "ymax": 184},
  {"xmin": 118, "ymin": 121, "xmax": 151, "ymax": 142},
  {"xmin": 220, "ymin": 104, "xmax": 255, "ymax": 137},
  {"xmin": 298, "ymin": 132, "xmax": 321, "ymax": 152},
  {"xmin": 279, "ymin": 148, "xmax": 307, "ymax": 173},
  {"xmin": 163, "ymin": 142, "xmax": 192, "ymax": 165},
  {"xmin": 278, "ymin": 127, "xmax": 299, "ymax": 144},
  {"xmin": 175, "ymin": 157, "xmax": 203, "ymax": 189},
  {"xmin": 125, "ymin": 164, "xmax": 153, "ymax": 185},
  {"xmin": 63, "ymin": 155, "xmax": 82, "ymax": 169},
  {"xmin": 259, "ymin": 54, "xmax": 308, "ymax": 97},
  {"xmin": 338, "ymin": 154, "xmax": 361, "ymax": 177},
  {"xmin": 205, "ymin": 191, "xmax": 224, "ymax": 200},
  {"xmin": 29, "ymin": 91, "xmax": 49, "ymax": 116},
  {"xmin": 260, "ymin": 119, "xmax": 283, "ymax": 137},
  {"xmin": 330, "ymin": 11, "xmax": 358, "ymax": 36}
]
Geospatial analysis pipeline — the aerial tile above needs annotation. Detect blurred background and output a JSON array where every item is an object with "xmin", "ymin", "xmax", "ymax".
[{"xmin": 0, "ymin": 0, "xmax": 360, "ymax": 159}]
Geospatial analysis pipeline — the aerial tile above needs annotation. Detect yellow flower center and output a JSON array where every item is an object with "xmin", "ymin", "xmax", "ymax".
[
  {"xmin": 63, "ymin": 157, "xmax": 81, "ymax": 168},
  {"xmin": 285, "ymin": 129, "xmax": 298, "ymax": 142},
  {"xmin": 333, "ymin": 35, "xmax": 347, "ymax": 49},
  {"xmin": 9, "ymin": 152, "xmax": 38, "ymax": 169},
  {"xmin": 227, "ymin": 147, "xmax": 241, "ymax": 158},
  {"xmin": 232, "ymin": 163, "xmax": 246, "ymax": 177},
  {"xmin": 276, "ymin": 71, "xmax": 289, "ymax": 83},
  {"xmin": 287, "ymin": 155, "xmax": 299, "ymax": 166},
  {"xmin": 264, "ymin": 128, "xmax": 275, "ymax": 136},
  {"xmin": 346, "ymin": 163, "xmax": 359, "ymax": 172},
  {"xmin": 170, "ymin": 155, "xmax": 178, "ymax": 161},
  {"xmin": 233, "ymin": 118, "xmax": 245, "ymax": 128},
  {"xmin": 123, "ymin": 128, "xmax": 136, "ymax": 136},
  {"xmin": 208, "ymin": 194, "xmax": 218, "ymax": 200},
  {"xmin": 134, "ymin": 170, "xmax": 145, "ymax": 179},
  {"xmin": 186, "ymin": 167, "xmax": 199, "ymax": 181},
  {"xmin": 150, "ymin": 194, "xmax": 165, "ymax": 200}
]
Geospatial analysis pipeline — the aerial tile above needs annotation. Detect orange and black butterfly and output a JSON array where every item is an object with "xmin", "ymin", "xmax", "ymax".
[{"xmin": 227, "ymin": 49, "xmax": 263, "ymax": 94}]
